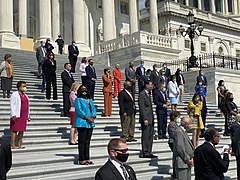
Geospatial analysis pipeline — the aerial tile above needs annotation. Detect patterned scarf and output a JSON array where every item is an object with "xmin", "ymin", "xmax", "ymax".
[{"xmin": 5, "ymin": 61, "xmax": 14, "ymax": 78}]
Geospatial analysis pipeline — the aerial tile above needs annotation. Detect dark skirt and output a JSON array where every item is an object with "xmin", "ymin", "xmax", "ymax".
[{"xmin": 1, "ymin": 77, "xmax": 12, "ymax": 91}]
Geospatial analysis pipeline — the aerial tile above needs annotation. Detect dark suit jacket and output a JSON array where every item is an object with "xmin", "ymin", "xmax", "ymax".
[
  {"xmin": 138, "ymin": 90, "xmax": 154, "ymax": 124},
  {"xmin": 164, "ymin": 68, "xmax": 171, "ymax": 78},
  {"xmin": 125, "ymin": 67, "xmax": 135, "ymax": 82},
  {"xmin": 35, "ymin": 46, "xmax": 46, "ymax": 62},
  {"xmin": 176, "ymin": 74, "xmax": 185, "ymax": 86},
  {"xmin": 0, "ymin": 138, "xmax": 12, "ymax": 180},
  {"xmin": 196, "ymin": 75, "xmax": 207, "ymax": 86},
  {"xmin": 150, "ymin": 70, "xmax": 159, "ymax": 87},
  {"xmin": 61, "ymin": 70, "xmax": 75, "ymax": 93},
  {"xmin": 153, "ymin": 89, "xmax": 167, "ymax": 114},
  {"xmin": 95, "ymin": 160, "xmax": 137, "ymax": 180},
  {"xmin": 68, "ymin": 45, "xmax": 79, "ymax": 59},
  {"xmin": 230, "ymin": 121, "xmax": 240, "ymax": 157},
  {"xmin": 194, "ymin": 142, "xmax": 229, "ymax": 180},
  {"xmin": 118, "ymin": 89, "xmax": 135, "ymax": 116},
  {"xmin": 136, "ymin": 66, "xmax": 145, "ymax": 80},
  {"xmin": 85, "ymin": 65, "xmax": 96, "ymax": 82},
  {"xmin": 43, "ymin": 59, "xmax": 56, "ymax": 76}
]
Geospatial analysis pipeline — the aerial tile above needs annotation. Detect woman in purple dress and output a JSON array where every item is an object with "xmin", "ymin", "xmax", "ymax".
[{"xmin": 10, "ymin": 81, "xmax": 30, "ymax": 149}]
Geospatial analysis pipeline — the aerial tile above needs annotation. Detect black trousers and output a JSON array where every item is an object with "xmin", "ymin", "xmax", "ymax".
[
  {"xmin": 69, "ymin": 57, "xmax": 77, "ymax": 73},
  {"xmin": 86, "ymin": 80, "xmax": 95, "ymax": 101},
  {"xmin": 201, "ymin": 96, "xmax": 207, "ymax": 134},
  {"xmin": 156, "ymin": 112, "xmax": 167, "ymax": 136},
  {"xmin": 63, "ymin": 92, "xmax": 70, "ymax": 116},
  {"xmin": 46, "ymin": 73, "xmax": 57, "ymax": 100},
  {"xmin": 77, "ymin": 127, "xmax": 93, "ymax": 161},
  {"xmin": 81, "ymin": 76, "xmax": 87, "ymax": 86},
  {"xmin": 141, "ymin": 124, "xmax": 154, "ymax": 156},
  {"xmin": 58, "ymin": 45, "xmax": 63, "ymax": 54},
  {"xmin": 236, "ymin": 156, "xmax": 240, "ymax": 180}
]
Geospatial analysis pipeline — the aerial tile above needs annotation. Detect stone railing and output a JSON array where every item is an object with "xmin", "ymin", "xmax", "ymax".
[{"xmin": 98, "ymin": 31, "xmax": 172, "ymax": 54}]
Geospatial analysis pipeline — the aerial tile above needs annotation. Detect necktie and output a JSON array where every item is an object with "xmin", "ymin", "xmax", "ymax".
[{"xmin": 120, "ymin": 164, "xmax": 129, "ymax": 180}]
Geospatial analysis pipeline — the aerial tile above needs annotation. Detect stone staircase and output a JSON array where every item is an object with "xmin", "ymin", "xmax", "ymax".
[{"xmin": 0, "ymin": 48, "xmax": 238, "ymax": 179}]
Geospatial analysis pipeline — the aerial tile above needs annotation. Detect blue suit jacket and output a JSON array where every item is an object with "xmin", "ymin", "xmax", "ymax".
[
  {"xmin": 153, "ymin": 89, "xmax": 167, "ymax": 114},
  {"xmin": 85, "ymin": 65, "xmax": 96, "ymax": 81},
  {"xmin": 74, "ymin": 98, "xmax": 96, "ymax": 128}
]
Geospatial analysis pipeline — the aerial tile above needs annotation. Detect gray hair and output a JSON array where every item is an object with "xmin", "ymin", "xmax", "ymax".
[{"xmin": 235, "ymin": 114, "xmax": 240, "ymax": 122}]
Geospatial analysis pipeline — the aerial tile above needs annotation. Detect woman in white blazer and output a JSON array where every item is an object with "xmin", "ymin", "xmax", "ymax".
[
  {"xmin": 168, "ymin": 75, "xmax": 180, "ymax": 112},
  {"xmin": 10, "ymin": 81, "xmax": 30, "ymax": 149}
]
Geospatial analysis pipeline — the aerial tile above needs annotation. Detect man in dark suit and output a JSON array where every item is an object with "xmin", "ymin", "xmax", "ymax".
[
  {"xmin": 68, "ymin": 41, "xmax": 79, "ymax": 73},
  {"xmin": 0, "ymin": 138, "xmax": 12, "ymax": 180},
  {"xmin": 173, "ymin": 116, "xmax": 194, "ymax": 180},
  {"xmin": 35, "ymin": 41, "xmax": 46, "ymax": 78},
  {"xmin": 95, "ymin": 138, "xmax": 137, "ymax": 180},
  {"xmin": 138, "ymin": 80, "xmax": 157, "ymax": 158},
  {"xmin": 153, "ymin": 83, "xmax": 169, "ymax": 139},
  {"xmin": 162, "ymin": 63, "xmax": 171, "ymax": 80},
  {"xmin": 55, "ymin": 35, "xmax": 64, "ymax": 54},
  {"xmin": 61, "ymin": 63, "xmax": 75, "ymax": 117},
  {"xmin": 125, "ymin": 61, "xmax": 136, "ymax": 100},
  {"xmin": 194, "ymin": 128, "xmax": 230, "ymax": 180},
  {"xmin": 196, "ymin": 70, "xmax": 207, "ymax": 89},
  {"xmin": 85, "ymin": 59, "xmax": 96, "ymax": 100},
  {"xmin": 135, "ymin": 60, "xmax": 145, "ymax": 93},
  {"xmin": 150, "ymin": 64, "xmax": 159, "ymax": 88},
  {"xmin": 230, "ymin": 115, "xmax": 240, "ymax": 180},
  {"xmin": 118, "ymin": 81, "xmax": 136, "ymax": 142}
]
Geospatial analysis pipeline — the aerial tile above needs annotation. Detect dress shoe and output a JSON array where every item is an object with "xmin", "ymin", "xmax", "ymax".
[
  {"xmin": 140, "ymin": 154, "xmax": 151, "ymax": 158},
  {"xmin": 158, "ymin": 135, "xmax": 163, "ymax": 139},
  {"xmin": 69, "ymin": 142, "xmax": 78, "ymax": 145},
  {"xmin": 162, "ymin": 135, "xmax": 168, "ymax": 139},
  {"xmin": 128, "ymin": 138, "xmax": 137, "ymax": 142},
  {"xmin": 149, "ymin": 154, "xmax": 158, "ymax": 158}
]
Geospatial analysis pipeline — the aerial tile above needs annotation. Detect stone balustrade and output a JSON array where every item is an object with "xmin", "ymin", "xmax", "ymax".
[{"xmin": 98, "ymin": 31, "xmax": 172, "ymax": 54}]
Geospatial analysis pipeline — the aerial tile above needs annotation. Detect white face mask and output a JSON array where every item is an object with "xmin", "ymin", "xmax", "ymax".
[
  {"xmin": 176, "ymin": 118, "xmax": 181, "ymax": 126},
  {"xmin": 22, "ymin": 87, "xmax": 27, "ymax": 92}
]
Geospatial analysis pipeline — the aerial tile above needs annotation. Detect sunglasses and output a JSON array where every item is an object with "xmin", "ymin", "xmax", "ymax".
[{"xmin": 113, "ymin": 148, "xmax": 128, "ymax": 153}]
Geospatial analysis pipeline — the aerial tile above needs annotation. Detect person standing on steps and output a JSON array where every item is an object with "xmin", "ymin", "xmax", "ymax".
[
  {"xmin": 85, "ymin": 59, "xmax": 96, "ymax": 101},
  {"xmin": 45, "ymin": 38, "xmax": 54, "ymax": 54},
  {"xmin": 55, "ymin": 35, "xmax": 64, "ymax": 54},
  {"xmin": 61, "ymin": 63, "xmax": 75, "ymax": 117},
  {"xmin": 68, "ymin": 41, "xmax": 79, "ymax": 73},
  {"xmin": 118, "ymin": 81, "xmax": 136, "ymax": 142},
  {"xmin": 10, "ymin": 81, "xmax": 30, "ymax": 149},
  {"xmin": 95, "ymin": 138, "xmax": 137, "ymax": 180},
  {"xmin": 136, "ymin": 60, "xmax": 146, "ymax": 93},
  {"xmin": 0, "ymin": 54, "xmax": 14, "ymax": 98},
  {"xmin": 102, "ymin": 68, "xmax": 112, "ymax": 117},
  {"xmin": 43, "ymin": 52, "xmax": 58, "ymax": 100},
  {"xmin": 125, "ymin": 61, "xmax": 136, "ymax": 100},
  {"xmin": 0, "ymin": 137, "xmax": 12, "ymax": 179},
  {"xmin": 112, "ymin": 64, "xmax": 122, "ymax": 98},
  {"xmin": 35, "ymin": 41, "xmax": 46, "ymax": 78},
  {"xmin": 79, "ymin": 57, "xmax": 88, "ymax": 86},
  {"xmin": 75, "ymin": 85, "xmax": 96, "ymax": 165}
]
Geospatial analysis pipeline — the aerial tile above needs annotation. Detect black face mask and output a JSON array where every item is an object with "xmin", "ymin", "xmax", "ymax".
[
  {"xmin": 116, "ymin": 153, "xmax": 129, "ymax": 163},
  {"xmin": 230, "ymin": 98, "xmax": 234, "ymax": 101},
  {"xmin": 90, "ymin": 62, "xmax": 93, "ymax": 66}
]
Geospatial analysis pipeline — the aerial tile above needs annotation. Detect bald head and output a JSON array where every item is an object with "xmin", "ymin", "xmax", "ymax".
[
  {"xmin": 181, "ymin": 116, "xmax": 192, "ymax": 129},
  {"xmin": 236, "ymin": 114, "xmax": 240, "ymax": 122}
]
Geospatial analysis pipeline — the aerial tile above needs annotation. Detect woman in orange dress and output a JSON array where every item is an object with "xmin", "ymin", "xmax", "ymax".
[
  {"xmin": 112, "ymin": 64, "xmax": 122, "ymax": 98},
  {"xmin": 102, "ymin": 68, "xmax": 112, "ymax": 116}
]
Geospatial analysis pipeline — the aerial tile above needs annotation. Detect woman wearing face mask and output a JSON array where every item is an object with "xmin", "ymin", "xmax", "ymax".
[
  {"xmin": 75, "ymin": 85, "xmax": 96, "ymax": 165},
  {"xmin": 0, "ymin": 54, "xmax": 14, "ymax": 98},
  {"xmin": 43, "ymin": 52, "xmax": 57, "ymax": 100},
  {"xmin": 167, "ymin": 111, "xmax": 181, "ymax": 180},
  {"xmin": 168, "ymin": 75, "xmax": 179, "ymax": 112},
  {"xmin": 69, "ymin": 83, "xmax": 80, "ymax": 145},
  {"xmin": 217, "ymin": 80, "xmax": 226, "ymax": 116},
  {"xmin": 187, "ymin": 94, "xmax": 204, "ymax": 149},
  {"xmin": 10, "ymin": 81, "xmax": 30, "ymax": 149},
  {"xmin": 225, "ymin": 92, "xmax": 238, "ymax": 136}
]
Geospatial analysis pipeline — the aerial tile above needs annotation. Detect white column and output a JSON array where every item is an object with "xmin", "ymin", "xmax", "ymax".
[
  {"xmin": 238, "ymin": 0, "xmax": 240, "ymax": 14},
  {"xmin": 185, "ymin": 0, "xmax": 189, "ymax": 6},
  {"xmin": 225, "ymin": 0, "xmax": 229, "ymax": 15},
  {"xmin": 221, "ymin": 0, "xmax": 226, "ymax": 14},
  {"xmin": 210, "ymin": 0, "xmax": 216, "ymax": 13},
  {"xmin": 150, "ymin": 0, "xmax": 158, "ymax": 35},
  {"xmin": 129, "ymin": 0, "xmax": 139, "ymax": 33},
  {"xmin": 51, "ymin": 0, "xmax": 60, "ymax": 41},
  {"xmin": 85, "ymin": 0, "xmax": 89, "ymax": 47},
  {"xmin": 198, "ymin": 0, "xmax": 202, "ymax": 10},
  {"xmin": 38, "ymin": 0, "xmax": 52, "ymax": 40},
  {"xmin": 233, "ymin": 0, "xmax": 238, "ymax": 14},
  {"xmin": 19, "ymin": 0, "xmax": 27, "ymax": 36},
  {"xmin": 102, "ymin": 0, "xmax": 116, "ymax": 41},
  {"xmin": 73, "ymin": 0, "xmax": 85, "ymax": 44},
  {"xmin": 0, "ymin": 0, "xmax": 19, "ymax": 48}
]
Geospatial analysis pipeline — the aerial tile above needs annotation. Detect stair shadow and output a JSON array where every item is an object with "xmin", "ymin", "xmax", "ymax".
[
  {"xmin": 104, "ymin": 126, "xmax": 121, "ymax": 137},
  {"xmin": 148, "ymin": 159, "xmax": 172, "ymax": 179},
  {"xmin": 57, "ymin": 127, "xmax": 69, "ymax": 139},
  {"xmin": 55, "ymin": 153, "xmax": 79, "ymax": 165}
]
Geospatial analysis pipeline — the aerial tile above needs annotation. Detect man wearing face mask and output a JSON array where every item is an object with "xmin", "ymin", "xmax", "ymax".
[
  {"xmin": 153, "ymin": 83, "xmax": 170, "ymax": 139},
  {"xmin": 135, "ymin": 60, "xmax": 145, "ymax": 93},
  {"xmin": 95, "ymin": 138, "xmax": 137, "ymax": 180},
  {"xmin": 196, "ymin": 70, "xmax": 207, "ymax": 91},
  {"xmin": 150, "ymin": 64, "xmax": 159, "ymax": 88},
  {"xmin": 173, "ymin": 116, "xmax": 194, "ymax": 180},
  {"xmin": 10, "ymin": 81, "xmax": 30, "ymax": 149},
  {"xmin": 194, "ymin": 128, "xmax": 230, "ymax": 180},
  {"xmin": 85, "ymin": 59, "xmax": 96, "ymax": 101},
  {"xmin": 125, "ymin": 61, "xmax": 136, "ymax": 100},
  {"xmin": 68, "ymin": 41, "xmax": 79, "ymax": 73},
  {"xmin": 118, "ymin": 81, "xmax": 136, "ymax": 142},
  {"xmin": 139, "ymin": 80, "xmax": 157, "ymax": 158}
]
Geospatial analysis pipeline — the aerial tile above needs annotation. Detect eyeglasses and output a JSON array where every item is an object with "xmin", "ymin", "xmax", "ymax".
[{"xmin": 113, "ymin": 148, "xmax": 128, "ymax": 153}]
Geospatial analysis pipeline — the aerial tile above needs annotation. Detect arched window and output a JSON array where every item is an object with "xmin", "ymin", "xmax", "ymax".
[{"xmin": 218, "ymin": 47, "xmax": 224, "ymax": 55}]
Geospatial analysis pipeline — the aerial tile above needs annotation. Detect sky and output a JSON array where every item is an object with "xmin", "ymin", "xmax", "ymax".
[{"xmin": 139, "ymin": 0, "xmax": 145, "ymax": 9}]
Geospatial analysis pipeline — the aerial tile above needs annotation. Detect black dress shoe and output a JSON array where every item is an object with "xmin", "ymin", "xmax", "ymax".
[
  {"xmin": 149, "ymin": 154, "xmax": 158, "ymax": 158},
  {"xmin": 140, "ymin": 154, "xmax": 150, "ymax": 158},
  {"xmin": 129, "ymin": 138, "xmax": 137, "ymax": 142},
  {"xmin": 162, "ymin": 135, "xmax": 168, "ymax": 139},
  {"xmin": 158, "ymin": 135, "xmax": 163, "ymax": 139}
]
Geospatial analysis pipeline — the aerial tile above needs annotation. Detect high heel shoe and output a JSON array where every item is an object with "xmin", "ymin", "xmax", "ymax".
[{"xmin": 79, "ymin": 161, "xmax": 88, "ymax": 165}]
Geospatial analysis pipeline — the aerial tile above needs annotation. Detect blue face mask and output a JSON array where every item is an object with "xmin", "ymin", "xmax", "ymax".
[{"xmin": 162, "ymin": 88, "xmax": 166, "ymax": 92}]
